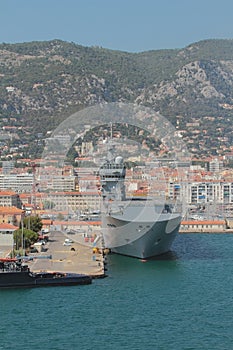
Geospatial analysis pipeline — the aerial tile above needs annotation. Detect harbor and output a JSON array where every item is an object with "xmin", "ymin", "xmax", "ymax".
[
  {"xmin": 28, "ymin": 230, "xmax": 106, "ymax": 279},
  {"xmin": 0, "ymin": 229, "xmax": 107, "ymax": 280}
]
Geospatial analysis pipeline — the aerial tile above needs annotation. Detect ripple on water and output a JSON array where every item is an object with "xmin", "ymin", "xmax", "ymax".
[{"xmin": 1, "ymin": 234, "xmax": 233, "ymax": 350}]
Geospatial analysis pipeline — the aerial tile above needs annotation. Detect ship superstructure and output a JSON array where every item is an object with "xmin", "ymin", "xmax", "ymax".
[{"xmin": 100, "ymin": 153, "xmax": 181, "ymax": 259}]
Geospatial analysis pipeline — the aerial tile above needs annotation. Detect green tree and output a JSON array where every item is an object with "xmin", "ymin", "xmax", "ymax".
[
  {"xmin": 23, "ymin": 216, "xmax": 43, "ymax": 233},
  {"xmin": 14, "ymin": 228, "xmax": 38, "ymax": 249}
]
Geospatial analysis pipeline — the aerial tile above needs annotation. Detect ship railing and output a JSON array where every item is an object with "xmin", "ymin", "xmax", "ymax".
[{"xmin": 103, "ymin": 199, "xmax": 182, "ymax": 215}]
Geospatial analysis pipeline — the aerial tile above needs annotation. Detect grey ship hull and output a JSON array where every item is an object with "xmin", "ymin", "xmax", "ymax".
[{"xmin": 102, "ymin": 202, "xmax": 181, "ymax": 259}]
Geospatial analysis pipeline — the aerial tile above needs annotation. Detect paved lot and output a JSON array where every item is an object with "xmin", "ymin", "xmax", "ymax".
[{"xmin": 28, "ymin": 231, "xmax": 106, "ymax": 278}]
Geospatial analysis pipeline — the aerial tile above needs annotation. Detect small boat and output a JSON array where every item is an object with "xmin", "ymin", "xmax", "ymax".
[{"xmin": 0, "ymin": 258, "xmax": 92, "ymax": 288}]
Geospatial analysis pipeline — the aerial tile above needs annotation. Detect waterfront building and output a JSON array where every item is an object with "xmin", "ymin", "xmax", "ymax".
[{"xmin": 180, "ymin": 220, "xmax": 227, "ymax": 232}]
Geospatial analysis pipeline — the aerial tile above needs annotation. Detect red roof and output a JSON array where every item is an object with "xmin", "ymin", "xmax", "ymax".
[
  {"xmin": 0, "ymin": 190, "xmax": 17, "ymax": 196},
  {"xmin": 0, "ymin": 206, "xmax": 24, "ymax": 214},
  {"xmin": 53, "ymin": 220, "xmax": 101, "ymax": 226},
  {"xmin": 0, "ymin": 223, "xmax": 18, "ymax": 231},
  {"xmin": 41, "ymin": 219, "xmax": 53, "ymax": 225},
  {"xmin": 181, "ymin": 220, "xmax": 225, "ymax": 225}
]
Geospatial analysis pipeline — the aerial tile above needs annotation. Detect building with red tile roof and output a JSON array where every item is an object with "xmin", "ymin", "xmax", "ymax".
[
  {"xmin": 0, "ymin": 223, "xmax": 18, "ymax": 248},
  {"xmin": 180, "ymin": 220, "xmax": 227, "ymax": 232},
  {"xmin": 0, "ymin": 190, "xmax": 22, "ymax": 208},
  {"xmin": 0, "ymin": 206, "xmax": 24, "ymax": 226}
]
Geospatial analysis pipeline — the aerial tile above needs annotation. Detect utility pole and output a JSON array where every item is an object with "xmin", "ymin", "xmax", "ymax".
[{"xmin": 31, "ymin": 163, "xmax": 37, "ymax": 215}]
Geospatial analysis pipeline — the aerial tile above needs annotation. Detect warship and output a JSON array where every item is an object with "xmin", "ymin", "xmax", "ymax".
[{"xmin": 100, "ymin": 153, "xmax": 181, "ymax": 259}]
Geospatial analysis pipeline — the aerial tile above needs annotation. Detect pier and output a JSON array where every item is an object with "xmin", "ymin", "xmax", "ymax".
[{"xmin": 27, "ymin": 231, "xmax": 106, "ymax": 278}]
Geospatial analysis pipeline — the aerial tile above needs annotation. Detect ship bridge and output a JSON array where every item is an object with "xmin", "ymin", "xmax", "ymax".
[
  {"xmin": 99, "ymin": 156, "xmax": 126, "ymax": 181},
  {"xmin": 99, "ymin": 156, "xmax": 126, "ymax": 201}
]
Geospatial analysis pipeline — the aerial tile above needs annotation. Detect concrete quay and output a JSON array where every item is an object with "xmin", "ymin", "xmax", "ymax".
[{"xmin": 28, "ymin": 231, "xmax": 106, "ymax": 279}]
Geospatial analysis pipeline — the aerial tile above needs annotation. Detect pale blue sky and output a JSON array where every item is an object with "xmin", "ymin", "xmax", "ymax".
[{"xmin": 1, "ymin": 0, "xmax": 233, "ymax": 52}]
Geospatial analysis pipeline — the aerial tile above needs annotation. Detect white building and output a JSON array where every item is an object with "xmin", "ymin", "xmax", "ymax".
[
  {"xmin": 49, "ymin": 191, "xmax": 100, "ymax": 213},
  {"xmin": 50, "ymin": 176, "xmax": 78, "ymax": 192},
  {"xmin": 169, "ymin": 181, "xmax": 233, "ymax": 204},
  {"xmin": 209, "ymin": 158, "xmax": 223, "ymax": 172},
  {"xmin": 0, "ymin": 174, "xmax": 34, "ymax": 193}
]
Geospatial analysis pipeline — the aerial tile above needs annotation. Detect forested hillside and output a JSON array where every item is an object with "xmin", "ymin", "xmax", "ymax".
[{"xmin": 1, "ymin": 39, "xmax": 233, "ymax": 156}]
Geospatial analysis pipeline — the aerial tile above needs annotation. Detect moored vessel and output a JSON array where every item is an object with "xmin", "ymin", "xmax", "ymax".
[
  {"xmin": 0, "ymin": 258, "xmax": 92, "ymax": 288},
  {"xmin": 100, "ymin": 154, "xmax": 181, "ymax": 259}
]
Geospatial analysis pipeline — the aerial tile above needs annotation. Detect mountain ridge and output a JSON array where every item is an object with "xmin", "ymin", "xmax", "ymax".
[{"xmin": 0, "ymin": 38, "xmax": 233, "ymax": 157}]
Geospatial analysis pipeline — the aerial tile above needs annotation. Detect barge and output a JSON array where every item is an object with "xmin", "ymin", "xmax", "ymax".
[{"xmin": 0, "ymin": 258, "xmax": 92, "ymax": 288}]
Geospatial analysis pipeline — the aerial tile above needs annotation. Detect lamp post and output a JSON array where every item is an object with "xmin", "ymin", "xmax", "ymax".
[
  {"xmin": 21, "ymin": 217, "xmax": 24, "ymax": 256},
  {"xmin": 21, "ymin": 210, "xmax": 25, "ymax": 256}
]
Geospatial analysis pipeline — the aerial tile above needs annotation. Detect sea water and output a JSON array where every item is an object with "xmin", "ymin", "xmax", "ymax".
[{"xmin": 1, "ymin": 233, "xmax": 233, "ymax": 350}]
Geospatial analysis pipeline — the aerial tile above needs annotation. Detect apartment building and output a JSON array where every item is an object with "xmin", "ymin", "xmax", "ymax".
[
  {"xmin": 51, "ymin": 176, "xmax": 78, "ymax": 192},
  {"xmin": 49, "ymin": 191, "xmax": 101, "ymax": 213},
  {"xmin": 169, "ymin": 181, "xmax": 233, "ymax": 204},
  {"xmin": 0, "ymin": 173, "xmax": 34, "ymax": 193},
  {"xmin": 0, "ymin": 191, "xmax": 22, "ymax": 208},
  {"xmin": 0, "ymin": 206, "xmax": 24, "ymax": 226}
]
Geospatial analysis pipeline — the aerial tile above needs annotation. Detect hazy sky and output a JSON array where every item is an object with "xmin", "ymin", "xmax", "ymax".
[{"xmin": 1, "ymin": 0, "xmax": 233, "ymax": 52}]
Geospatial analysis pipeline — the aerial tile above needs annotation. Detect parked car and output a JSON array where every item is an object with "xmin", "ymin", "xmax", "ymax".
[
  {"xmin": 64, "ymin": 238, "xmax": 73, "ymax": 243},
  {"xmin": 63, "ymin": 241, "xmax": 72, "ymax": 246}
]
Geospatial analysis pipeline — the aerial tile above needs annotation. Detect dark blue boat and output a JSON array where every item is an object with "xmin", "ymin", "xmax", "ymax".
[{"xmin": 0, "ymin": 258, "xmax": 92, "ymax": 288}]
